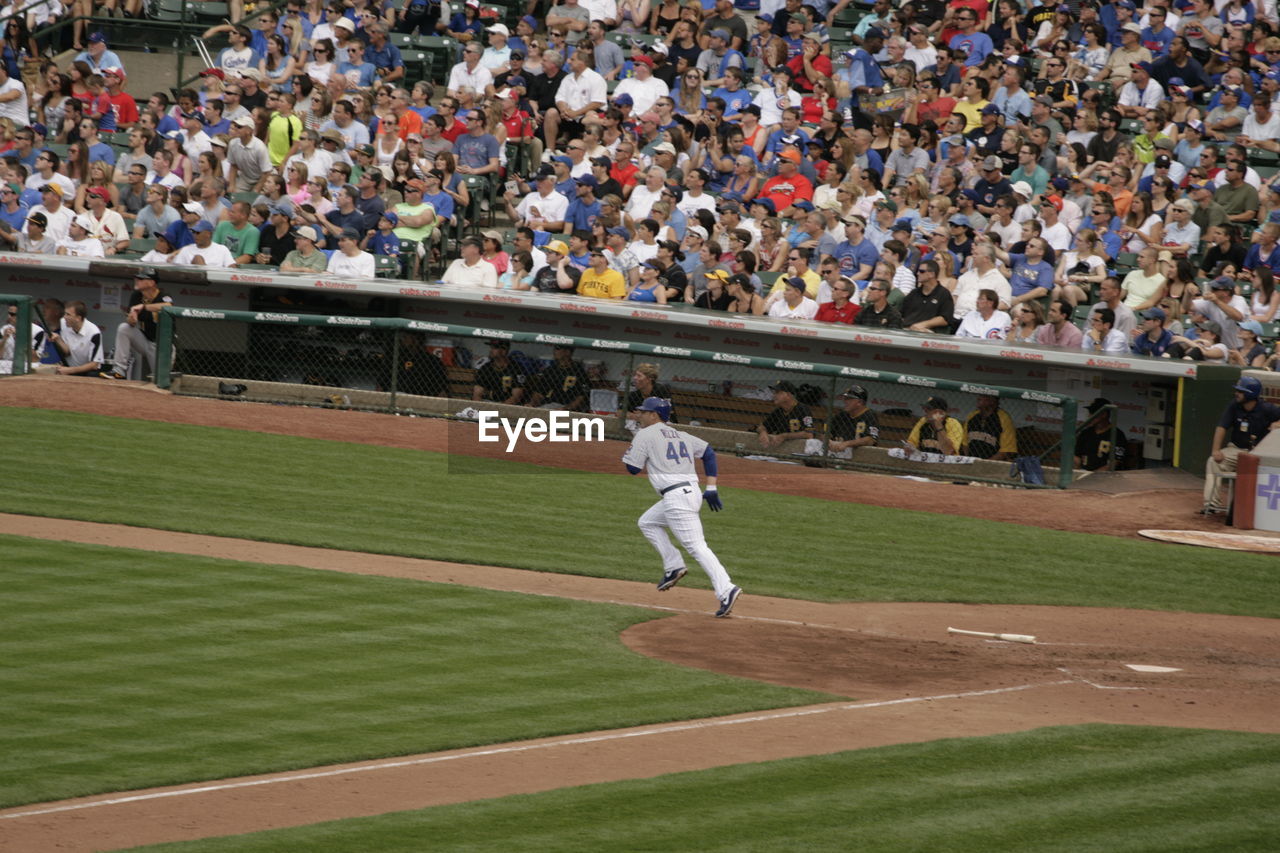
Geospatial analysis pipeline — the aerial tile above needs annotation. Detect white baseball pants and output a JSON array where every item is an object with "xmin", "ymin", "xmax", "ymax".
[{"xmin": 638, "ymin": 485, "xmax": 734, "ymax": 599}]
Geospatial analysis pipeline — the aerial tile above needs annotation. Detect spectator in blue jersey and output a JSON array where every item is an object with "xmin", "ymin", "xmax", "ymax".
[
  {"xmin": 949, "ymin": 9, "xmax": 993, "ymax": 67},
  {"xmin": 1131, "ymin": 306, "xmax": 1174, "ymax": 356},
  {"xmin": 364, "ymin": 23, "xmax": 406, "ymax": 85},
  {"xmin": 833, "ymin": 216, "xmax": 879, "ymax": 281},
  {"xmin": 763, "ymin": 108, "xmax": 809, "ymax": 165},
  {"xmin": 986, "ymin": 235, "xmax": 1055, "ymax": 307},
  {"xmin": 711, "ymin": 68, "xmax": 753, "ymax": 119},
  {"xmin": 564, "ymin": 175, "xmax": 602, "ymax": 233}
]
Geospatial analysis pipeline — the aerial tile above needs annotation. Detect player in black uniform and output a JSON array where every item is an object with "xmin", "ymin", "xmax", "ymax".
[
  {"xmin": 472, "ymin": 339, "xmax": 526, "ymax": 404},
  {"xmin": 1073, "ymin": 397, "xmax": 1124, "ymax": 472},
  {"xmin": 963, "ymin": 394, "xmax": 1017, "ymax": 460},
  {"xmin": 529, "ymin": 344, "xmax": 591, "ymax": 410},
  {"xmin": 101, "ymin": 267, "xmax": 174, "ymax": 380},
  {"xmin": 389, "ymin": 331, "xmax": 448, "ymax": 397},
  {"xmin": 757, "ymin": 380, "xmax": 815, "ymax": 449},
  {"xmin": 827, "ymin": 384, "xmax": 880, "ymax": 454}
]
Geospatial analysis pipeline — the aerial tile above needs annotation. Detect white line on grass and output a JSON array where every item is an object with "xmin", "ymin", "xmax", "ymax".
[{"xmin": 2, "ymin": 679, "xmax": 1076, "ymax": 821}]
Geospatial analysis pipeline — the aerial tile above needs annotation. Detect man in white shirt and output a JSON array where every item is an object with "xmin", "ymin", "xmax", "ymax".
[
  {"xmin": 952, "ymin": 245, "xmax": 1011, "ymax": 319},
  {"xmin": 26, "ymin": 185, "xmax": 75, "ymax": 243},
  {"xmin": 509, "ymin": 170, "xmax": 570, "ymax": 230},
  {"xmin": 625, "ymin": 166, "xmax": 667, "ymax": 221},
  {"xmin": 1035, "ymin": 195, "xmax": 1073, "ymax": 252},
  {"xmin": 25, "ymin": 151, "xmax": 75, "ymax": 201},
  {"xmin": 751, "ymin": 67, "xmax": 803, "ymax": 129},
  {"xmin": 55, "ymin": 215, "xmax": 106, "ymax": 259},
  {"xmin": 173, "ymin": 220, "xmax": 237, "ymax": 267},
  {"xmin": 767, "ymin": 276, "xmax": 819, "ymax": 319},
  {"xmin": 1082, "ymin": 307, "xmax": 1129, "ymax": 353},
  {"xmin": 955, "ymin": 288, "xmax": 1012, "ymax": 339},
  {"xmin": 447, "ymin": 43, "xmax": 495, "ymax": 99},
  {"xmin": 285, "ymin": 129, "xmax": 335, "ymax": 182},
  {"xmin": 554, "ymin": 51, "xmax": 607, "ymax": 140},
  {"xmin": 1117, "ymin": 61, "xmax": 1164, "ymax": 119},
  {"xmin": 611, "ymin": 56, "xmax": 668, "ymax": 116},
  {"xmin": 442, "ymin": 236, "xmax": 499, "ymax": 287},
  {"xmin": 48, "ymin": 300, "xmax": 104, "ymax": 376},
  {"xmin": 1238, "ymin": 98, "xmax": 1280, "ymax": 153},
  {"xmin": 0, "ymin": 64, "xmax": 28, "ymax": 129},
  {"xmin": 676, "ymin": 169, "xmax": 717, "ymax": 220},
  {"xmin": 180, "ymin": 111, "xmax": 212, "ymax": 162},
  {"xmin": 326, "ymin": 227, "xmax": 376, "ymax": 277}
]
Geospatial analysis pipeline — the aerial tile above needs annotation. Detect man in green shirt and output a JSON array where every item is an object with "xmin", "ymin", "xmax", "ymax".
[
  {"xmin": 279, "ymin": 225, "xmax": 328, "ymax": 273},
  {"xmin": 392, "ymin": 179, "xmax": 436, "ymax": 243},
  {"xmin": 212, "ymin": 201, "xmax": 260, "ymax": 265}
]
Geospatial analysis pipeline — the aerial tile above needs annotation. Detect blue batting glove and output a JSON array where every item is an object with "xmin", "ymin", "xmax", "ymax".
[{"xmin": 703, "ymin": 489, "xmax": 723, "ymax": 511}]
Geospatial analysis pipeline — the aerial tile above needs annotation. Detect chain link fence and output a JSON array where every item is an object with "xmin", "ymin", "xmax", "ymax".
[
  {"xmin": 1, "ymin": 295, "xmax": 35, "ymax": 376},
  {"xmin": 157, "ymin": 308, "xmax": 1080, "ymax": 487}
]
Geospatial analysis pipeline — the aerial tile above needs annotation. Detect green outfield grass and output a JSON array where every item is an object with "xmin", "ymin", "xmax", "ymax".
[
  {"xmin": 0, "ymin": 536, "xmax": 832, "ymax": 808},
  {"xmin": 131, "ymin": 725, "xmax": 1280, "ymax": 852},
  {"xmin": 1, "ymin": 407, "xmax": 1276, "ymax": 617}
]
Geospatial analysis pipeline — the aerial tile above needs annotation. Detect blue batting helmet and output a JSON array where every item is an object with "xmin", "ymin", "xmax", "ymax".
[
  {"xmin": 1234, "ymin": 376, "xmax": 1263, "ymax": 400},
  {"xmin": 635, "ymin": 397, "xmax": 673, "ymax": 421}
]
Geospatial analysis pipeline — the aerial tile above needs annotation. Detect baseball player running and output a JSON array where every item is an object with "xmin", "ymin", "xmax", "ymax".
[{"xmin": 622, "ymin": 397, "xmax": 742, "ymax": 618}]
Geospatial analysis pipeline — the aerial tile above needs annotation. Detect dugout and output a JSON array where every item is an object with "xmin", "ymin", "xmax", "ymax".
[{"xmin": 0, "ymin": 254, "xmax": 1246, "ymax": 475}]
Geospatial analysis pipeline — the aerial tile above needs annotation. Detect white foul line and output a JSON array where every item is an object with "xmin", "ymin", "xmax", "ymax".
[{"xmin": 1, "ymin": 679, "xmax": 1074, "ymax": 821}]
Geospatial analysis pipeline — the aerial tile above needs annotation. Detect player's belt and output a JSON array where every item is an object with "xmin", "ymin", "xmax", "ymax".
[{"xmin": 659, "ymin": 482, "xmax": 693, "ymax": 495}]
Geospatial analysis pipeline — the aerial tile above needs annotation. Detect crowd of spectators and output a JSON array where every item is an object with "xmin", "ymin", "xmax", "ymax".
[{"xmin": 3, "ymin": 0, "xmax": 1280, "ymax": 366}]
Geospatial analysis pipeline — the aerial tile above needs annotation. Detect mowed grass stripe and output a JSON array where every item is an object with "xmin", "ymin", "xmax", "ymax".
[
  {"xmin": 1, "ymin": 407, "xmax": 1276, "ymax": 616},
  {"xmin": 130, "ymin": 725, "xmax": 1280, "ymax": 853},
  {"xmin": 0, "ymin": 536, "xmax": 831, "ymax": 808}
]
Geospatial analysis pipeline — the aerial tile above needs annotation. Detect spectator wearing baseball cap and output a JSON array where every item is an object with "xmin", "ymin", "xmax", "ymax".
[
  {"xmin": 1131, "ymin": 306, "xmax": 1174, "ymax": 356},
  {"xmin": 75, "ymin": 31, "xmax": 124, "ymax": 75},
  {"xmin": 759, "ymin": 148, "xmax": 814, "ymax": 217},
  {"xmin": 280, "ymin": 224, "xmax": 328, "ymax": 273},
  {"xmin": 766, "ymin": 275, "xmax": 818, "ymax": 320},
  {"xmin": 173, "ymin": 218, "xmax": 237, "ymax": 268},
  {"xmin": 758, "ymin": 379, "xmax": 815, "ymax": 450},
  {"xmin": 327, "ymin": 226, "xmax": 377, "ymax": 278},
  {"xmin": 907, "ymin": 396, "xmax": 963, "ymax": 456}
]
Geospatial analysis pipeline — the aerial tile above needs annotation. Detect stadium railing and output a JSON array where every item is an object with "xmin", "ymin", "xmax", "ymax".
[
  {"xmin": 155, "ymin": 307, "xmax": 1082, "ymax": 487},
  {"xmin": 0, "ymin": 294, "xmax": 35, "ymax": 377}
]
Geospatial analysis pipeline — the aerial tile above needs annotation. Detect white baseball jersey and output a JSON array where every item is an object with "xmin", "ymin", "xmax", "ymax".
[
  {"xmin": 955, "ymin": 309, "xmax": 1012, "ymax": 340},
  {"xmin": 623, "ymin": 422, "xmax": 708, "ymax": 493}
]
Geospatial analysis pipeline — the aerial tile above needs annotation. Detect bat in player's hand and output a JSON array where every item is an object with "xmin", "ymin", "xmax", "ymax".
[{"xmin": 29, "ymin": 300, "xmax": 68, "ymax": 367}]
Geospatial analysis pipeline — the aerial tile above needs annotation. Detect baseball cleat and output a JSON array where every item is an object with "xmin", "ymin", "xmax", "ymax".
[
  {"xmin": 657, "ymin": 567, "xmax": 688, "ymax": 591},
  {"xmin": 715, "ymin": 586, "xmax": 742, "ymax": 618}
]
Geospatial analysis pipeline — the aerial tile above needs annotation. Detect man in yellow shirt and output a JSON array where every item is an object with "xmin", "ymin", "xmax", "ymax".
[
  {"xmin": 577, "ymin": 248, "xmax": 626, "ymax": 299},
  {"xmin": 952, "ymin": 77, "xmax": 991, "ymax": 133}
]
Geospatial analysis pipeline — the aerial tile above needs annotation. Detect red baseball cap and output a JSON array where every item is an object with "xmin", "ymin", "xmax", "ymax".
[{"xmin": 87, "ymin": 186, "xmax": 110, "ymax": 201}]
